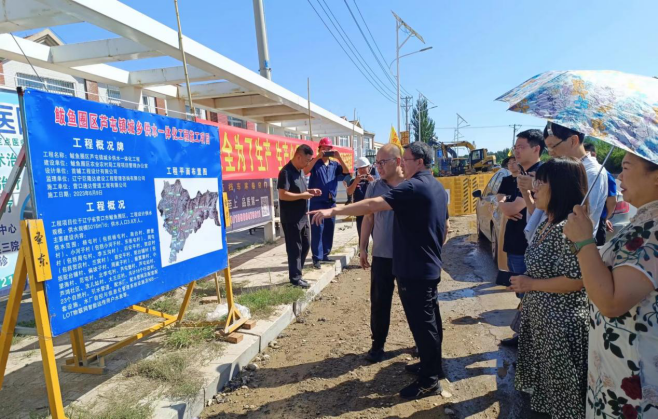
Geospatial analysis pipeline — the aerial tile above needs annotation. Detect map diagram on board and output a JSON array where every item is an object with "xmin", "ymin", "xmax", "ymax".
[{"xmin": 156, "ymin": 179, "xmax": 222, "ymax": 265}]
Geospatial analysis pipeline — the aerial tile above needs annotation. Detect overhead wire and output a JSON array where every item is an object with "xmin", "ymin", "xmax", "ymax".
[
  {"xmin": 317, "ymin": 0, "xmax": 396, "ymax": 98},
  {"xmin": 306, "ymin": 0, "xmax": 396, "ymax": 103},
  {"xmin": 348, "ymin": 0, "xmax": 414, "ymax": 98}
]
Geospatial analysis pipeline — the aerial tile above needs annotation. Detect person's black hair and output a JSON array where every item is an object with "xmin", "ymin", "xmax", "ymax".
[
  {"xmin": 543, "ymin": 122, "xmax": 585, "ymax": 144},
  {"xmin": 583, "ymin": 143, "xmax": 596, "ymax": 153},
  {"xmin": 517, "ymin": 129, "xmax": 545, "ymax": 155},
  {"xmin": 535, "ymin": 157, "xmax": 588, "ymax": 224},
  {"xmin": 296, "ymin": 144, "xmax": 313, "ymax": 156},
  {"xmin": 637, "ymin": 153, "xmax": 658, "ymax": 172},
  {"xmin": 404, "ymin": 142, "xmax": 433, "ymax": 168},
  {"xmin": 501, "ymin": 156, "xmax": 515, "ymax": 168}
]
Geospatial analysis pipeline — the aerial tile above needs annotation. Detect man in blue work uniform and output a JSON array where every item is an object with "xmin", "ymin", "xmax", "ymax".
[
  {"xmin": 309, "ymin": 142, "xmax": 448, "ymax": 400},
  {"xmin": 304, "ymin": 137, "xmax": 351, "ymax": 269}
]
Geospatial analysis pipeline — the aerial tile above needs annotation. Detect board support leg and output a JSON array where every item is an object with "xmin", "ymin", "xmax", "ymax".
[{"xmin": 0, "ymin": 246, "xmax": 27, "ymax": 390}]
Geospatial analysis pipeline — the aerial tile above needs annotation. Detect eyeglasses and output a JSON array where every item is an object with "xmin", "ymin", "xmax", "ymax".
[
  {"xmin": 374, "ymin": 157, "xmax": 395, "ymax": 166},
  {"xmin": 512, "ymin": 144, "xmax": 530, "ymax": 151},
  {"xmin": 532, "ymin": 179, "xmax": 545, "ymax": 189},
  {"xmin": 545, "ymin": 139, "xmax": 566, "ymax": 152}
]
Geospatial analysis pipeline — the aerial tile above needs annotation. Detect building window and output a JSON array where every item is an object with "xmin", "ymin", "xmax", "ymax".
[
  {"xmin": 16, "ymin": 73, "xmax": 75, "ymax": 96},
  {"xmin": 106, "ymin": 85, "xmax": 121, "ymax": 105},
  {"xmin": 338, "ymin": 136, "xmax": 349, "ymax": 147},
  {"xmin": 284, "ymin": 131, "xmax": 299, "ymax": 139},
  {"xmin": 228, "ymin": 116, "xmax": 247, "ymax": 128},
  {"xmin": 184, "ymin": 106, "xmax": 205, "ymax": 121}
]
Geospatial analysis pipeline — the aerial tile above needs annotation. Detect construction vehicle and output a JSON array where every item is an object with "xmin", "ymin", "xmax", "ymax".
[{"xmin": 437, "ymin": 141, "xmax": 497, "ymax": 175}]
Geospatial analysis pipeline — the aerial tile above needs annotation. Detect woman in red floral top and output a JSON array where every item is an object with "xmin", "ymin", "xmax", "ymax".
[{"xmin": 565, "ymin": 152, "xmax": 658, "ymax": 419}]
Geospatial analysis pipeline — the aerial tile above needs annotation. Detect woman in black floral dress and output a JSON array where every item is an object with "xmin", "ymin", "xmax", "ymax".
[{"xmin": 510, "ymin": 158, "xmax": 589, "ymax": 419}]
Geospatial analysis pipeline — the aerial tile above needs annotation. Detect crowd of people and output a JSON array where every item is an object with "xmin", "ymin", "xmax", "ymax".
[
  {"xmin": 276, "ymin": 125, "xmax": 658, "ymax": 417},
  {"xmin": 496, "ymin": 123, "xmax": 658, "ymax": 418}
]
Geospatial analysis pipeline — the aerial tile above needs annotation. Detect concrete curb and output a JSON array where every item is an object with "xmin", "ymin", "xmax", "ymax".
[{"xmin": 151, "ymin": 239, "xmax": 359, "ymax": 419}]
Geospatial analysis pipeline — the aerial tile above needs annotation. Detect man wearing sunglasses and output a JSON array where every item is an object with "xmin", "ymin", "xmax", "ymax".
[{"xmin": 309, "ymin": 141, "xmax": 449, "ymax": 400}]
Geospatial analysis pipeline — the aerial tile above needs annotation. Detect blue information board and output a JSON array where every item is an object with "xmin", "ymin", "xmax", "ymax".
[{"xmin": 21, "ymin": 89, "xmax": 228, "ymax": 336}]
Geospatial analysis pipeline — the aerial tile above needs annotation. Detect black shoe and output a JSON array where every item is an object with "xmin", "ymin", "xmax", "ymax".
[
  {"xmin": 399, "ymin": 379, "xmax": 442, "ymax": 400},
  {"xmin": 500, "ymin": 335, "xmax": 519, "ymax": 347},
  {"xmin": 290, "ymin": 279, "xmax": 310, "ymax": 289},
  {"xmin": 365, "ymin": 348, "xmax": 385, "ymax": 363},
  {"xmin": 312, "ymin": 260, "xmax": 321, "ymax": 269},
  {"xmin": 405, "ymin": 362, "xmax": 446, "ymax": 379}
]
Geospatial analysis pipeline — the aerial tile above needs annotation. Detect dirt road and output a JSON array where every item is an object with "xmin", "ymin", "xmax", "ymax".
[{"xmin": 202, "ymin": 215, "xmax": 530, "ymax": 418}]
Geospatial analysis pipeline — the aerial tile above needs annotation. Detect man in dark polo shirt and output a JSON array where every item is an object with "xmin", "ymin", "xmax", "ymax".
[
  {"xmin": 309, "ymin": 141, "xmax": 448, "ymax": 399},
  {"xmin": 278, "ymin": 144, "xmax": 321, "ymax": 288}
]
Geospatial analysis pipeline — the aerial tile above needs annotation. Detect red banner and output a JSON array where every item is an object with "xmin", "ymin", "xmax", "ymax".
[{"xmin": 198, "ymin": 119, "xmax": 354, "ymax": 180}]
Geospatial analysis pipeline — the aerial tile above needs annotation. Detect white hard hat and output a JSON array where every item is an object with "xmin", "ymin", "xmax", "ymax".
[{"xmin": 355, "ymin": 157, "xmax": 371, "ymax": 169}]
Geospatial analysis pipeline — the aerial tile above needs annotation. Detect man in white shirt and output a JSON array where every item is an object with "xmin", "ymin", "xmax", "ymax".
[{"xmin": 519, "ymin": 122, "xmax": 607, "ymax": 240}]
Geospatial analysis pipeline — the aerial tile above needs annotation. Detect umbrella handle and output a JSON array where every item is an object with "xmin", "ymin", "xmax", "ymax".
[{"xmin": 581, "ymin": 146, "xmax": 615, "ymax": 206}]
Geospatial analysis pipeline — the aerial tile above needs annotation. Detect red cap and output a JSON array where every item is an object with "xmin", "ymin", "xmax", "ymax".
[{"xmin": 318, "ymin": 137, "xmax": 333, "ymax": 148}]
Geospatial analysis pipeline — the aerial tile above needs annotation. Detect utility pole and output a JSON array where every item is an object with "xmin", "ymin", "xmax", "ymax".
[
  {"xmin": 174, "ymin": 0, "xmax": 194, "ymax": 116},
  {"xmin": 402, "ymin": 96, "xmax": 412, "ymax": 133},
  {"xmin": 393, "ymin": 11, "xmax": 425, "ymax": 135},
  {"xmin": 253, "ymin": 0, "xmax": 272, "ymax": 80},
  {"xmin": 418, "ymin": 93, "xmax": 423, "ymax": 144},
  {"xmin": 307, "ymin": 78, "xmax": 312, "ymax": 140},
  {"xmin": 453, "ymin": 114, "xmax": 469, "ymax": 154},
  {"xmin": 510, "ymin": 124, "xmax": 521, "ymax": 148}
]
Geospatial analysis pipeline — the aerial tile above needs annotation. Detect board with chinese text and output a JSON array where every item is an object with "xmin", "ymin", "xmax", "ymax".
[{"xmin": 22, "ymin": 89, "xmax": 228, "ymax": 336}]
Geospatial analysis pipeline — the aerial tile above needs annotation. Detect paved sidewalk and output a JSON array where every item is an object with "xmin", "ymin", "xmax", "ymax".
[{"xmin": 0, "ymin": 215, "xmax": 359, "ymax": 418}]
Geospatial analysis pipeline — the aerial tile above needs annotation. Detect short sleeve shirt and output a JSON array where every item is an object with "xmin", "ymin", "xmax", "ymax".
[
  {"xmin": 502, "ymin": 162, "xmax": 541, "ymax": 256},
  {"xmin": 347, "ymin": 176, "xmax": 370, "ymax": 203},
  {"xmin": 382, "ymin": 170, "xmax": 448, "ymax": 281},
  {"xmin": 308, "ymin": 159, "xmax": 347, "ymax": 205},
  {"xmin": 601, "ymin": 172, "xmax": 618, "ymax": 219},
  {"xmin": 277, "ymin": 161, "xmax": 308, "ymax": 226},
  {"xmin": 365, "ymin": 179, "xmax": 394, "ymax": 259}
]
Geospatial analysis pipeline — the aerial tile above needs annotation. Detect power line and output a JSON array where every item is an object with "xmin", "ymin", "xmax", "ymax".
[
  {"xmin": 317, "ymin": 0, "xmax": 396, "ymax": 97},
  {"xmin": 306, "ymin": 0, "xmax": 395, "ymax": 103},
  {"xmin": 351, "ymin": 0, "xmax": 414, "ymax": 98},
  {"xmin": 344, "ymin": 0, "xmax": 411, "ymax": 97},
  {"xmin": 435, "ymin": 125, "xmax": 544, "ymax": 130}
]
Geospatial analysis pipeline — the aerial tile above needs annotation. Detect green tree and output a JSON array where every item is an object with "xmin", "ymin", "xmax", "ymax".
[
  {"xmin": 584, "ymin": 136, "xmax": 626, "ymax": 174},
  {"xmin": 411, "ymin": 97, "xmax": 436, "ymax": 143},
  {"xmin": 494, "ymin": 148, "xmax": 511, "ymax": 163}
]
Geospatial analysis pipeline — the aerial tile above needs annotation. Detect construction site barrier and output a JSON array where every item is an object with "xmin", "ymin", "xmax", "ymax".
[{"xmin": 435, "ymin": 173, "xmax": 495, "ymax": 216}]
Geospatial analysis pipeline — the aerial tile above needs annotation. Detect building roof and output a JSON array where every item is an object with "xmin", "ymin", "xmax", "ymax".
[{"xmin": 0, "ymin": 0, "xmax": 363, "ymax": 137}]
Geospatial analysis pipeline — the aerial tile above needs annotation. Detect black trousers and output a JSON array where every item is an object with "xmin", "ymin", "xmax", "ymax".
[
  {"xmin": 596, "ymin": 217, "xmax": 607, "ymax": 246},
  {"xmin": 281, "ymin": 220, "xmax": 311, "ymax": 282},
  {"xmin": 398, "ymin": 278, "xmax": 443, "ymax": 384},
  {"xmin": 355, "ymin": 215, "xmax": 369, "ymax": 253},
  {"xmin": 370, "ymin": 256, "xmax": 396, "ymax": 350}
]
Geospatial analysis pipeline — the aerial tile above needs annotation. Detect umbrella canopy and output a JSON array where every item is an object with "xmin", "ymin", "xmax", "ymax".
[{"xmin": 497, "ymin": 70, "xmax": 658, "ymax": 163}]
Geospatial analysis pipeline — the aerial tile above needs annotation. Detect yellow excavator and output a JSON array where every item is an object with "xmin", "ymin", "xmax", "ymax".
[{"xmin": 438, "ymin": 141, "xmax": 497, "ymax": 175}]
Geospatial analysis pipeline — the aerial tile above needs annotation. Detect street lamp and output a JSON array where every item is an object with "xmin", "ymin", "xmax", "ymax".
[
  {"xmin": 388, "ymin": 47, "xmax": 433, "ymax": 73},
  {"xmin": 418, "ymin": 104, "xmax": 437, "ymax": 143},
  {"xmin": 393, "ymin": 11, "xmax": 426, "ymax": 135}
]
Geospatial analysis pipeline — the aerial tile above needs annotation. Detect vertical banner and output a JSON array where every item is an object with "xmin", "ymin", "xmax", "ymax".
[
  {"xmin": 0, "ymin": 89, "xmax": 29, "ymax": 299},
  {"xmin": 22, "ymin": 89, "xmax": 228, "ymax": 336},
  {"xmin": 198, "ymin": 120, "xmax": 355, "ymax": 181}
]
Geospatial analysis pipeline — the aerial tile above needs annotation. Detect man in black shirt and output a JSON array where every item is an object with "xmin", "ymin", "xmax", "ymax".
[
  {"xmin": 278, "ymin": 145, "xmax": 321, "ymax": 288},
  {"xmin": 497, "ymin": 130, "xmax": 544, "ymax": 347},
  {"xmin": 310, "ymin": 142, "xmax": 448, "ymax": 400}
]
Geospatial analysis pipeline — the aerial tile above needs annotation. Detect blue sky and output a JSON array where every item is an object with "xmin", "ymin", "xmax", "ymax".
[{"xmin": 26, "ymin": 0, "xmax": 658, "ymax": 153}]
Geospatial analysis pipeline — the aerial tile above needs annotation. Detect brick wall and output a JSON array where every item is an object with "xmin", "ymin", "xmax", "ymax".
[
  {"xmin": 246, "ymin": 121, "xmax": 255, "ymax": 131},
  {"xmin": 0, "ymin": 62, "xmax": 5, "ymax": 87},
  {"xmin": 216, "ymin": 113, "xmax": 228, "ymax": 125},
  {"xmin": 85, "ymin": 80, "xmax": 99, "ymax": 102}
]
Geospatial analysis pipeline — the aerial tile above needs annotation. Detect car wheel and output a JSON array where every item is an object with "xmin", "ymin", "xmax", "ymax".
[{"xmin": 490, "ymin": 225, "xmax": 498, "ymax": 269}]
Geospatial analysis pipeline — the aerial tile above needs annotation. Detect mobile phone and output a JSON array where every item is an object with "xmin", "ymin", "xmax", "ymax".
[
  {"xmin": 518, "ymin": 163, "xmax": 527, "ymax": 176},
  {"xmin": 323, "ymin": 150, "xmax": 335, "ymax": 158}
]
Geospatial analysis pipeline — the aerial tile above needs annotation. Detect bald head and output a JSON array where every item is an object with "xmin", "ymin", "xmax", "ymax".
[
  {"xmin": 380, "ymin": 143, "xmax": 401, "ymax": 158},
  {"xmin": 376, "ymin": 144, "xmax": 403, "ymax": 181}
]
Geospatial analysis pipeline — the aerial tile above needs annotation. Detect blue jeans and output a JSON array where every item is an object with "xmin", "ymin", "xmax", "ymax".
[
  {"xmin": 507, "ymin": 253, "xmax": 526, "ymax": 299},
  {"xmin": 309, "ymin": 201, "xmax": 336, "ymax": 262}
]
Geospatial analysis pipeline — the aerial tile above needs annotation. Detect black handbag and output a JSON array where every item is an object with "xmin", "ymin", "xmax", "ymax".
[{"xmin": 495, "ymin": 270, "xmax": 519, "ymax": 287}]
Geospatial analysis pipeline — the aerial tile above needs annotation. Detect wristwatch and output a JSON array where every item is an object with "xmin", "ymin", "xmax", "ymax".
[{"xmin": 571, "ymin": 238, "xmax": 596, "ymax": 255}]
